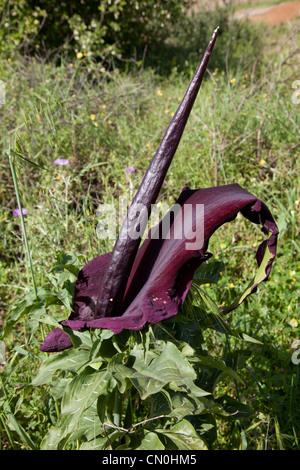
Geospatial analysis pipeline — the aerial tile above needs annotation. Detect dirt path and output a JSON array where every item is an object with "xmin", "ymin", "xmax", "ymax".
[
  {"xmin": 191, "ymin": 1, "xmax": 300, "ymax": 25},
  {"xmin": 235, "ymin": 1, "xmax": 300, "ymax": 25}
]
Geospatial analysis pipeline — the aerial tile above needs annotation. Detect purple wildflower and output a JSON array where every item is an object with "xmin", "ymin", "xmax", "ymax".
[
  {"xmin": 13, "ymin": 208, "xmax": 28, "ymax": 216},
  {"xmin": 54, "ymin": 158, "xmax": 70, "ymax": 166},
  {"xmin": 124, "ymin": 167, "xmax": 135, "ymax": 173}
]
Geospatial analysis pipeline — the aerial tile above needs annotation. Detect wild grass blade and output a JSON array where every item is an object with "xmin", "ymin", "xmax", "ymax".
[{"xmin": 8, "ymin": 150, "xmax": 37, "ymax": 299}]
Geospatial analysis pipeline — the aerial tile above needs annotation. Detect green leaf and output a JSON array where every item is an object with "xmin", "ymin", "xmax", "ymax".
[
  {"xmin": 40, "ymin": 426, "xmax": 64, "ymax": 450},
  {"xmin": 2, "ymin": 287, "xmax": 63, "ymax": 338},
  {"xmin": 193, "ymin": 261, "xmax": 224, "ymax": 285},
  {"xmin": 32, "ymin": 348, "xmax": 90, "ymax": 385},
  {"xmin": 80, "ymin": 437, "xmax": 107, "ymax": 450},
  {"xmin": 194, "ymin": 285, "xmax": 221, "ymax": 316},
  {"xmin": 151, "ymin": 390, "xmax": 216, "ymax": 420},
  {"xmin": 129, "ymin": 342, "xmax": 209, "ymax": 399},
  {"xmin": 222, "ymin": 245, "xmax": 274, "ymax": 314},
  {"xmin": 108, "ymin": 353, "xmax": 133, "ymax": 393},
  {"xmin": 60, "ymin": 368, "xmax": 116, "ymax": 435},
  {"xmin": 56, "ymin": 287, "xmax": 74, "ymax": 310},
  {"xmin": 195, "ymin": 354, "xmax": 243, "ymax": 384},
  {"xmin": 136, "ymin": 432, "xmax": 165, "ymax": 450},
  {"xmin": 5, "ymin": 410, "xmax": 38, "ymax": 450},
  {"xmin": 156, "ymin": 419, "xmax": 207, "ymax": 450},
  {"xmin": 214, "ymin": 395, "xmax": 254, "ymax": 421}
]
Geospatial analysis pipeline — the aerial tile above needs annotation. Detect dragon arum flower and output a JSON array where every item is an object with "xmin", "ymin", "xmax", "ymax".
[{"xmin": 40, "ymin": 28, "xmax": 279, "ymax": 353}]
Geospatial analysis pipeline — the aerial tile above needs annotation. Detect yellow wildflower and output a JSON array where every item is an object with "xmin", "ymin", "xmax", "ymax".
[
  {"xmin": 228, "ymin": 283, "xmax": 235, "ymax": 288},
  {"xmin": 259, "ymin": 159, "xmax": 266, "ymax": 166},
  {"xmin": 77, "ymin": 52, "xmax": 83, "ymax": 59},
  {"xmin": 90, "ymin": 114, "xmax": 96, "ymax": 121},
  {"xmin": 206, "ymin": 283, "xmax": 210, "ymax": 287},
  {"xmin": 220, "ymin": 243, "xmax": 226, "ymax": 248},
  {"xmin": 157, "ymin": 90, "xmax": 163, "ymax": 96},
  {"xmin": 7, "ymin": 57, "xmax": 11, "ymax": 63},
  {"xmin": 230, "ymin": 78, "xmax": 236, "ymax": 84},
  {"xmin": 289, "ymin": 319, "xmax": 298, "ymax": 328}
]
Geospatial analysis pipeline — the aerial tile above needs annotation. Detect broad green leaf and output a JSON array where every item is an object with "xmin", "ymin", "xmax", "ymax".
[
  {"xmin": 136, "ymin": 432, "xmax": 165, "ymax": 450},
  {"xmin": 40, "ymin": 426, "xmax": 67, "ymax": 450},
  {"xmin": 156, "ymin": 419, "xmax": 207, "ymax": 450},
  {"xmin": 80, "ymin": 437, "xmax": 107, "ymax": 450},
  {"xmin": 129, "ymin": 342, "xmax": 209, "ymax": 399},
  {"xmin": 151, "ymin": 390, "xmax": 216, "ymax": 420},
  {"xmin": 56, "ymin": 287, "xmax": 73, "ymax": 310},
  {"xmin": 32, "ymin": 348, "xmax": 90, "ymax": 385},
  {"xmin": 50, "ymin": 377, "xmax": 72, "ymax": 400},
  {"xmin": 108, "ymin": 353, "xmax": 134, "ymax": 393},
  {"xmin": 68, "ymin": 402, "xmax": 104, "ymax": 442},
  {"xmin": 60, "ymin": 368, "xmax": 116, "ymax": 435}
]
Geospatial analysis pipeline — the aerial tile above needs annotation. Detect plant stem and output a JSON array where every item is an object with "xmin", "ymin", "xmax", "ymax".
[
  {"xmin": 8, "ymin": 151, "xmax": 38, "ymax": 299},
  {"xmin": 113, "ymin": 389, "xmax": 122, "ymax": 428}
]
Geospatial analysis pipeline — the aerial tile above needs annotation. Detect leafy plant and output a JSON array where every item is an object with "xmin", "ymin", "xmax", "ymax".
[{"xmin": 2, "ymin": 253, "xmax": 255, "ymax": 450}]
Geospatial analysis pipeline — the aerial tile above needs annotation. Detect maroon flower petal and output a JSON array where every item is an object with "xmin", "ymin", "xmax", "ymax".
[{"xmin": 40, "ymin": 327, "xmax": 73, "ymax": 352}]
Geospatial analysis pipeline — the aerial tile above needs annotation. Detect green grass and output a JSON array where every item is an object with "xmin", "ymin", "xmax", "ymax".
[{"xmin": 0, "ymin": 14, "xmax": 299, "ymax": 450}]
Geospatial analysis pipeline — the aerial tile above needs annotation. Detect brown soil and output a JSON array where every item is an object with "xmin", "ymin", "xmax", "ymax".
[
  {"xmin": 191, "ymin": 1, "xmax": 300, "ymax": 25},
  {"xmin": 235, "ymin": 1, "xmax": 300, "ymax": 25}
]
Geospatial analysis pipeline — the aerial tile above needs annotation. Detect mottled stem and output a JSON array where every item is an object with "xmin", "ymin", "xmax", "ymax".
[{"xmin": 96, "ymin": 28, "xmax": 219, "ymax": 318}]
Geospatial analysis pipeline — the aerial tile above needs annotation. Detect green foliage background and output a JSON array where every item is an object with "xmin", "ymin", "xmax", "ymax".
[{"xmin": 0, "ymin": 0, "xmax": 299, "ymax": 451}]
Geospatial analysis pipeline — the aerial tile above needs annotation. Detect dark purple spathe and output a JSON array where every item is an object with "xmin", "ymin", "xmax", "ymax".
[
  {"xmin": 40, "ymin": 183, "xmax": 278, "ymax": 352},
  {"xmin": 95, "ymin": 29, "xmax": 220, "ymax": 319}
]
